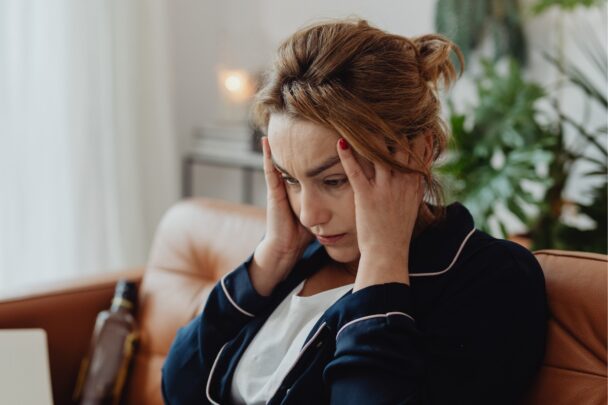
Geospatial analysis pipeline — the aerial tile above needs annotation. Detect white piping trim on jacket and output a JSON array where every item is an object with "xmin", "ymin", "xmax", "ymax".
[
  {"xmin": 221, "ymin": 276, "xmax": 255, "ymax": 317},
  {"xmin": 205, "ymin": 342, "xmax": 227, "ymax": 405},
  {"xmin": 410, "ymin": 227, "xmax": 476, "ymax": 278},
  {"xmin": 280, "ymin": 322, "xmax": 327, "ymax": 384},
  {"xmin": 336, "ymin": 312, "xmax": 414, "ymax": 341}
]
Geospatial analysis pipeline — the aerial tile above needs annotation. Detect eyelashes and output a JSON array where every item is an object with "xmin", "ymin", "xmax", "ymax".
[
  {"xmin": 282, "ymin": 176, "xmax": 299, "ymax": 185},
  {"xmin": 323, "ymin": 178, "xmax": 348, "ymax": 187},
  {"xmin": 280, "ymin": 176, "xmax": 349, "ymax": 188}
]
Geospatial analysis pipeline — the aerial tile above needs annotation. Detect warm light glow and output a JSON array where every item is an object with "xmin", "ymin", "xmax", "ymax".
[
  {"xmin": 224, "ymin": 74, "xmax": 244, "ymax": 93},
  {"xmin": 218, "ymin": 69, "xmax": 255, "ymax": 104}
]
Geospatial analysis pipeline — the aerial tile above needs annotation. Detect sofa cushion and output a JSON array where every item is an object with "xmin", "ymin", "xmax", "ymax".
[{"xmin": 522, "ymin": 250, "xmax": 607, "ymax": 404}]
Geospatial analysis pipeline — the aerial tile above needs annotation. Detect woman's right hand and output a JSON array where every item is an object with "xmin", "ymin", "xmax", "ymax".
[{"xmin": 249, "ymin": 136, "xmax": 314, "ymax": 296}]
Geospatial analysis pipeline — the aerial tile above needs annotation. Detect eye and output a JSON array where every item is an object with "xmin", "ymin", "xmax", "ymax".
[
  {"xmin": 323, "ymin": 177, "xmax": 348, "ymax": 187},
  {"xmin": 281, "ymin": 176, "xmax": 299, "ymax": 186}
]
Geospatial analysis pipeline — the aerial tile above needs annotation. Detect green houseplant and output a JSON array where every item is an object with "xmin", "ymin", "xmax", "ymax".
[
  {"xmin": 435, "ymin": 0, "xmax": 528, "ymax": 67},
  {"xmin": 435, "ymin": 0, "xmax": 607, "ymax": 253},
  {"xmin": 438, "ymin": 60, "xmax": 554, "ymax": 238},
  {"xmin": 530, "ymin": 29, "xmax": 607, "ymax": 253}
]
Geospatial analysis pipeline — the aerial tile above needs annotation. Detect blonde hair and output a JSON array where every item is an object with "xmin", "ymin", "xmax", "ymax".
[{"xmin": 251, "ymin": 18, "xmax": 463, "ymax": 226}]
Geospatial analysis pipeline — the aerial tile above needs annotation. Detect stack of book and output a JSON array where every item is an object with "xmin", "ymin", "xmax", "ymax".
[{"xmin": 190, "ymin": 125, "xmax": 257, "ymax": 156}]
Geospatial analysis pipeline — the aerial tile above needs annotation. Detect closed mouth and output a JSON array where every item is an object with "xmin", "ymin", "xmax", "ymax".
[{"xmin": 315, "ymin": 233, "xmax": 346, "ymax": 244}]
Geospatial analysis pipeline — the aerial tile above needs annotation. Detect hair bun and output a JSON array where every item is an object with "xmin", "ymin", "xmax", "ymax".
[{"xmin": 413, "ymin": 34, "xmax": 464, "ymax": 88}]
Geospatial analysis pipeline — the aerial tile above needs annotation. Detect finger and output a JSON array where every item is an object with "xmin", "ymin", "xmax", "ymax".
[
  {"xmin": 336, "ymin": 138, "xmax": 369, "ymax": 192},
  {"xmin": 262, "ymin": 137, "xmax": 284, "ymax": 194},
  {"xmin": 355, "ymin": 155, "xmax": 376, "ymax": 182},
  {"xmin": 375, "ymin": 160, "xmax": 392, "ymax": 185},
  {"xmin": 392, "ymin": 146, "xmax": 423, "ymax": 193}
]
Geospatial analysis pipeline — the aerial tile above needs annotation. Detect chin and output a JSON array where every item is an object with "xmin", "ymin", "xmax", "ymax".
[{"xmin": 323, "ymin": 245, "xmax": 360, "ymax": 264}]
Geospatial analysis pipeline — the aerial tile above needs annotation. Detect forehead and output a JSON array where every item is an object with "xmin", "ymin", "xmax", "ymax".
[{"xmin": 267, "ymin": 114, "xmax": 340, "ymax": 168}]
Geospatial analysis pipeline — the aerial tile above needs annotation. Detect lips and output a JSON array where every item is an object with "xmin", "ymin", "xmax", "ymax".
[{"xmin": 315, "ymin": 233, "xmax": 346, "ymax": 245}]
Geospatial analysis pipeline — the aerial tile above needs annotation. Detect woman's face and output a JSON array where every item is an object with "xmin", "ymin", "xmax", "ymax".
[{"xmin": 268, "ymin": 113, "xmax": 366, "ymax": 265}]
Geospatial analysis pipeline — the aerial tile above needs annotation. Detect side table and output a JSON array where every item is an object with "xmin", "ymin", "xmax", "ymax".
[{"xmin": 182, "ymin": 150, "xmax": 264, "ymax": 204}]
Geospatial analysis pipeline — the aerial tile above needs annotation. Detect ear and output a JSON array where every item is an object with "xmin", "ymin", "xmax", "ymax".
[
  {"xmin": 421, "ymin": 131, "xmax": 434, "ymax": 165},
  {"xmin": 410, "ymin": 131, "xmax": 434, "ymax": 167}
]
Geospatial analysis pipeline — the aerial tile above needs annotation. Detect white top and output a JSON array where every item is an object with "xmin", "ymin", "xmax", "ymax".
[{"xmin": 230, "ymin": 280, "xmax": 354, "ymax": 405}]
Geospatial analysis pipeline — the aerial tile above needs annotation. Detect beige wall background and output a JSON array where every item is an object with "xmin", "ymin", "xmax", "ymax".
[
  {"xmin": 167, "ymin": 1, "xmax": 437, "ymax": 207},
  {"xmin": 165, "ymin": 0, "xmax": 606, "ymax": 234}
]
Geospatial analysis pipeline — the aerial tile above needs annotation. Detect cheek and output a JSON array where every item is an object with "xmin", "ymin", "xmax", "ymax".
[
  {"xmin": 285, "ymin": 188, "xmax": 300, "ymax": 215},
  {"xmin": 336, "ymin": 188, "xmax": 356, "ymax": 227}
]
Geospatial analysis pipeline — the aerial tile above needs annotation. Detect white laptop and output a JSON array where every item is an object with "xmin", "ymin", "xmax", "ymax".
[{"xmin": 0, "ymin": 329, "xmax": 54, "ymax": 405}]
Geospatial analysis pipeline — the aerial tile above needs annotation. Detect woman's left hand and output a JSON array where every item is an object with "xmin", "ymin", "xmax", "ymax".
[{"xmin": 336, "ymin": 138, "xmax": 424, "ymax": 291}]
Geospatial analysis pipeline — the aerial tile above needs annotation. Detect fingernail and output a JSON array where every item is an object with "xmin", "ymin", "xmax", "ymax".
[{"xmin": 338, "ymin": 138, "xmax": 349, "ymax": 150}]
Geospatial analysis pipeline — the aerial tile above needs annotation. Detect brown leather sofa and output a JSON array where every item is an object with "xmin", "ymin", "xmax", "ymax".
[{"xmin": 0, "ymin": 198, "xmax": 606, "ymax": 405}]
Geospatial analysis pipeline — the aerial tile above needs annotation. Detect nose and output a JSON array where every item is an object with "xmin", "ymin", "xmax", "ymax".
[{"xmin": 297, "ymin": 188, "xmax": 331, "ymax": 230}]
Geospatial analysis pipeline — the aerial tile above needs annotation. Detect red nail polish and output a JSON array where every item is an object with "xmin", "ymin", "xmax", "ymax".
[{"xmin": 338, "ymin": 138, "xmax": 349, "ymax": 150}]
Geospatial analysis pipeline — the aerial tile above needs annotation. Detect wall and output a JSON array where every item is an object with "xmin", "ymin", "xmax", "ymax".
[
  {"xmin": 166, "ymin": 0, "xmax": 606, "ymax": 234},
  {"xmin": 167, "ymin": 0, "xmax": 436, "ymax": 207}
]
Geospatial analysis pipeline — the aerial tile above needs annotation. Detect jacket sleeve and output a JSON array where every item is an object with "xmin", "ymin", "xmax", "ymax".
[
  {"xmin": 322, "ymin": 282, "xmax": 425, "ymax": 404},
  {"xmin": 323, "ymin": 242, "xmax": 548, "ymax": 405},
  {"xmin": 161, "ymin": 254, "xmax": 272, "ymax": 405}
]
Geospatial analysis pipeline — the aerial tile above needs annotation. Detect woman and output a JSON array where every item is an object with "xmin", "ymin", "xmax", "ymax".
[{"xmin": 162, "ymin": 18, "xmax": 547, "ymax": 404}]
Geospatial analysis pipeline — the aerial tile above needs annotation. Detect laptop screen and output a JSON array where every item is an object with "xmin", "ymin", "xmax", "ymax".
[{"xmin": 0, "ymin": 329, "xmax": 54, "ymax": 405}]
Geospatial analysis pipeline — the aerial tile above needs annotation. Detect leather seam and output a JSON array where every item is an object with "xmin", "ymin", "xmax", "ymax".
[
  {"xmin": 533, "ymin": 252, "xmax": 607, "ymax": 263},
  {"xmin": 543, "ymin": 363, "xmax": 607, "ymax": 379}
]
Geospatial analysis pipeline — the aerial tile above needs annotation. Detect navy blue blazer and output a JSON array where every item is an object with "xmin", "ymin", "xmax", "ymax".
[{"xmin": 161, "ymin": 203, "xmax": 548, "ymax": 404}]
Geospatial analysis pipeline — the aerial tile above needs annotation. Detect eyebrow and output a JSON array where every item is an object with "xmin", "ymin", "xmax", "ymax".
[{"xmin": 272, "ymin": 155, "xmax": 342, "ymax": 178}]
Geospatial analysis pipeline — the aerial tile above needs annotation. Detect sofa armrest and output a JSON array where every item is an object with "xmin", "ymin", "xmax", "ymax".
[{"xmin": 0, "ymin": 267, "xmax": 145, "ymax": 405}]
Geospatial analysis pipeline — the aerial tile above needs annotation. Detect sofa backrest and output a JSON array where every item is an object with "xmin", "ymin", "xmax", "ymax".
[
  {"xmin": 522, "ymin": 250, "xmax": 607, "ymax": 404},
  {"xmin": 126, "ymin": 198, "xmax": 607, "ymax": 404},
  {"xmin": 124, "ymin": 199, "xmax": 266, "ymax": 404}
]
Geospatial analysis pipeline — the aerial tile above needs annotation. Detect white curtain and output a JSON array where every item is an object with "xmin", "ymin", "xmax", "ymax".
[{"xmin": 0, "ymin": 1, "xmax": 179, "ymax": 291}]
